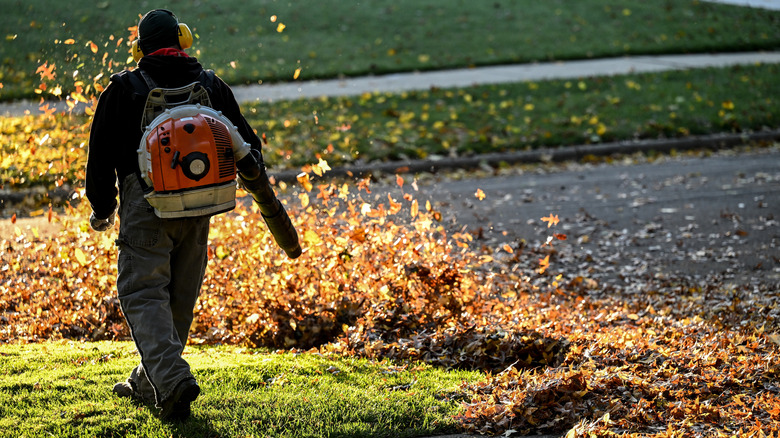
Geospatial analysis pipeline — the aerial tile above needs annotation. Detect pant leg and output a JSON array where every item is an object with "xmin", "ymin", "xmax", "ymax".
[
  {"xmin": 129, "ymin": 363, "xmax": 156, "ymax": 402},
  {"xmin": 116, "ymin": 176, "xmax": 208, "ymax": 405},
  {"xmin": 168, "ymin": 217, "xmax": 210, "ymax": 345}
]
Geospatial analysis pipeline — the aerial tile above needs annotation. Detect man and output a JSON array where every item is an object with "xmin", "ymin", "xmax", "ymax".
[{"xmin": 86, "ymin": 9, "xmax": 265, "ymax": 420}]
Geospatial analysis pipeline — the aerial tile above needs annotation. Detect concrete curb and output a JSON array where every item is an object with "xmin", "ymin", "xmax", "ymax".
[
  {"xmin": 3, "ymin": 129, "xmax": 778, "ymax": 210},
  {"xmin": 268, "ymin": 129, "xmax": 780, "ymax": 183}
]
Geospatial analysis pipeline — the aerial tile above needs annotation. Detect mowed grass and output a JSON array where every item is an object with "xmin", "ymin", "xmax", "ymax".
[
  {"xmin": 0, "ymin": 341, "xmax": 481, "ymax": 438},
  {"xmin": 1, "ymin": 0, "xmax": 779, "ymax": 100}
]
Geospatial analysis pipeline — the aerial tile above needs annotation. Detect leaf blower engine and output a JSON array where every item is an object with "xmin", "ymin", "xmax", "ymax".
[{"xmin": 138, "ymin": 104, "xmax": 302, "ymax": 258}]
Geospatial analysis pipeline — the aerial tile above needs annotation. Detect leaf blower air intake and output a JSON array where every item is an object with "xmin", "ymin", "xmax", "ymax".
[{"xmin": 235, "ymin": 148, "xmax": 302, "ymax": 259}]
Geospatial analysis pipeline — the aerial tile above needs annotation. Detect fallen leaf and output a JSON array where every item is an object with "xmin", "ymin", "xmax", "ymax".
[{"xmin": 541, "ymin": 214, "xmax": 559, "ymax": 228}]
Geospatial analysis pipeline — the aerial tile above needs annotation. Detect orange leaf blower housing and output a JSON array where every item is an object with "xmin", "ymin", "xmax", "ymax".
[
  {"xmin": 138, "ymin": 105, "xmax": 255, "ymax": 218},
  {"xmin": 144, "ymin": 112, "xmax": 236, "ymax": 192}
]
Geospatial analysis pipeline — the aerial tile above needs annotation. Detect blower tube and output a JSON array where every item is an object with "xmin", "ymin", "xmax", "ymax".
[{"xmin": 236, "ymin": 149, "xmax": 302, "ymax": 259}]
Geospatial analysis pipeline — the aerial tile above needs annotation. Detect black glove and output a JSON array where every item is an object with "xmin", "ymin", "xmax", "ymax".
[{"xmin": 90, "ymin": 210, "xmax": 116, "ymax": 232}]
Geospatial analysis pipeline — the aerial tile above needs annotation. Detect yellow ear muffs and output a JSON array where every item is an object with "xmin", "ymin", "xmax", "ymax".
[
  {"xmin": 177, "ymin": 23, "xmax": 193, "ymax": 50},
  {"xmin": 131, "ymin": 18, "xmax": 192, "ymax": 62},
  {"xmin": 132, "ymin": 39, "xmax": 144, "ymax": 62}
]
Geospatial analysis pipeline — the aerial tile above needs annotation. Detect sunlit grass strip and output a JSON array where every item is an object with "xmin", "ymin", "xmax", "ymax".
[
  {"xmin": 2, "ymin": 63, "xmax": 778, "ymax": 197},
  {"xmin": 242, "ymin": 63, "xmax": 780, "ymax": 166},
  {"xmin": 0, "ymin": 341, "xmax": 481, "ymax": 438}
]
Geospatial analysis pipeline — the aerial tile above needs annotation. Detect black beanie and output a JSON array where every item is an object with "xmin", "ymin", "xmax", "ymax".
[{"xmin": 138, "ymin": 9, "xmax": 180, "ymax": 54}]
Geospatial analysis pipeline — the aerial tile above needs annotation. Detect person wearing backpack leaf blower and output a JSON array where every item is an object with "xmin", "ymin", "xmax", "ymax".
[{"xmin": 86, "ymin": 9, "xmax": 301, "ymax": 421}]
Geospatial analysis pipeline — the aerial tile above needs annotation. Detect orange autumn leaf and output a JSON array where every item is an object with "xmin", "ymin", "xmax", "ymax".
[
  {"xmin": 88, "ymin": 41, "xmax": 98, "ymax": 53},
  {"xmin": 36, "ymin": 62, "xmax": 56, "ymax": 80},
  {"xmin": 298, "ymin": 192, "xmax": 310, "ymax": 208},
  {"xmin": 311, "ymin": 158, "xmax": 330, "ymax": 177},
  {"xmin": 541, "ymin": 213, "xmax": 559, "ymax": 228},
  {"xmin": 297, "ymin": 172, "xmax": 313, "ymax": 192},
  {"xmin": 396, "ymin": 174, "xmax": 404, "ymax": 189},
  {"xmin": 356, "ymin": 178, "xmax": 371, "ymax": 194},
  {"xmin": 538, "ymin": 254, "xmax": 550, "ymax": 274},
  {"xmin": 502, "ymin": 244, "xmax": 513, "ymax": 254},
  {"xmin": 10, "ymin": 213, "xmax": 16, "ymax": 224},
  {"xmin": 475, "ymin": 188, "xmax": 486, "ymax": 200},
  {"xmin": 410, "ymin": 199, "xmax": 419, "ymax": 218},
  {"xmin": 38, "ymin": 103, "xmax": 56, "ymax": 116},
  {"xmin": 388, "ymin": 194, "xmax": 402, "ymax": 215},
  {"xmin": 63, "ymin": 38, "xmax": 75, "ymax": 45}
]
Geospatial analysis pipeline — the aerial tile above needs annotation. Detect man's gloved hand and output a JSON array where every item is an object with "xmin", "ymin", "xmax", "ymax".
[{"xmin": 90, "ymin": 211, "xmax": 116, "ymax": 232}]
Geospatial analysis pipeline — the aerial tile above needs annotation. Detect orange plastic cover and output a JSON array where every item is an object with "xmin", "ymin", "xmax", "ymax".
[{"xmin": 145, "ymin": 114, "xmax": 236, "ymax": 193}]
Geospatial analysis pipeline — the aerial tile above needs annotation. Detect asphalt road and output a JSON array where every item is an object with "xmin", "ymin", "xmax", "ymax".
[{"xmin": 365, "ymin": 145, "xmax": 780, "ymax": 289}]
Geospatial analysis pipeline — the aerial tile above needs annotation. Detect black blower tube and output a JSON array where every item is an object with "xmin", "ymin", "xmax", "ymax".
[{"xmin": 236, "ymin": 150, "xmax": 302, "ymax": 259}]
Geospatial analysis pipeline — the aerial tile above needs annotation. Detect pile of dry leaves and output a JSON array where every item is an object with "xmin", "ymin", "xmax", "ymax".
[{"xmin": 2, "ymin": 167, "xmax": 779, "ymax": 436}]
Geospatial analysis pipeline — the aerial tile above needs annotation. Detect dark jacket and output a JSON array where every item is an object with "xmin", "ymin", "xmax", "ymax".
[{"xmin": 85, "ymin": 54, "xmax": 262, "ymax": 219}]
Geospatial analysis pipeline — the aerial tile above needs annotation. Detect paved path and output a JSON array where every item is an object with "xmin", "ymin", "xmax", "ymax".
[
  {"xmin": 707, "ymin": 0, "xmax": 780, "ymax": 9},
  {"xmin": 2, "ymin": 51, "xmax": 780, "ymax": 116},
  {"xmin": 231, "ymin": 52, "xmax": 780, "ymax": 103}
]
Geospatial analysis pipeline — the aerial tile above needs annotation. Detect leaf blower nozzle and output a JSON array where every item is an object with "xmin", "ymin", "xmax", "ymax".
[{"xmin": 236, "ymin": 150, "xmax": 302, "ymax": 259}]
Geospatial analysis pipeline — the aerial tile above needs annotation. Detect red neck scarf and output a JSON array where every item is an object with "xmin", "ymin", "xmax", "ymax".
[{"xmin": 147, "ymin": 48, "xmax": 189, "ymax": 57}]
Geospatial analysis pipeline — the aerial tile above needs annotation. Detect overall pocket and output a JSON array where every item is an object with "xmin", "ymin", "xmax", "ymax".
[
  {"xmin": 118, "ymin": 200, "xmax": 162, "ymax": 247},
  {"xmin": 117, "ymin": 175, "xmax": 163, "ymax": 248}
]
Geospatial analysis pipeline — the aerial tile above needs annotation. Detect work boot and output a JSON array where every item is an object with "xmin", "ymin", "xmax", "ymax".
[
  {"xmin": 112, "ymin": 380, "xmax": 136, "ymax": 398},
  {"xmin": 159, "ymin": 378, "xmax": 201, "ymax": 421},
  {"xmin": 112, "ymin": 378, "xmax": 154, "ymax": 403}
]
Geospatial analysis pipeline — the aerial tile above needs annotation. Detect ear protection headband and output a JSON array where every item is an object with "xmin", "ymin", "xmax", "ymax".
[{"xmin": 132, "ymin": 9, "xmax": 193, "ymax": 62}]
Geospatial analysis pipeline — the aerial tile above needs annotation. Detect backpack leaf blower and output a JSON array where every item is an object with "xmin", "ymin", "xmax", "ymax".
[{"xmin": 236, "ymin": 149, "xmax": 302, "ymax": 259}]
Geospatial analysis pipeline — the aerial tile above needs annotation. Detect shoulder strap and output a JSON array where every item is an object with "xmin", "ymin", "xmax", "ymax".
[
  {"xmin": 137, "ymin": 69, "xmax": 158, "ymax": 91},
  {"xmin": 110, "ymin": 69, "xmax": 213, "ymax": 99},
  {"xmin": 110, "ymin": 70, "xmax": 152, "ymax": 99},
  {"xmin": 139, "ymin": 72, "xmax": 214, "ymax": 131},
  {"xmin": 199, "ymin": 69, "xmax": 216, "ymax": 91}
]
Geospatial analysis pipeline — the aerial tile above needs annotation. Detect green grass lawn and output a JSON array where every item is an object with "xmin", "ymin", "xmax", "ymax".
[
  {"xmin": 0, "ymin": 341, "xmax": 481, "ymax": 438},
  {"xmin": 1, "ymin": 0, "xmax": 779, "ymax": 100}
]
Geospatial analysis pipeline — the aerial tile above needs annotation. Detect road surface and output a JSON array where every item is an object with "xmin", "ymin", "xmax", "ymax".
[{"xmin": 363, "ymin": 145, "xmax": 780, "ymax": 289}]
